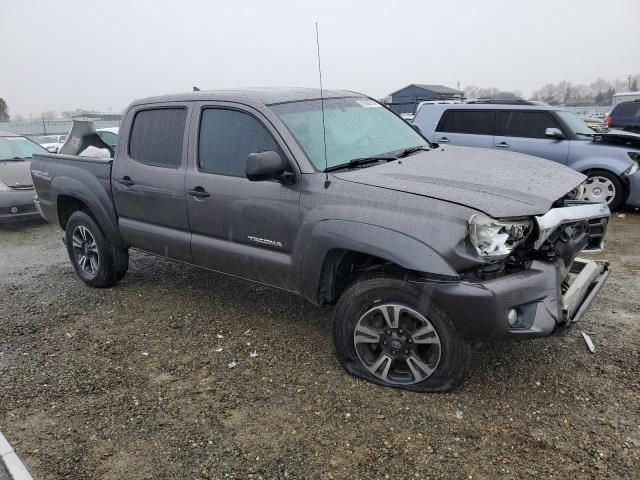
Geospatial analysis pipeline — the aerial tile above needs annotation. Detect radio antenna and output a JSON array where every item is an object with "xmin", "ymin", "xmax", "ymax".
[{"xmin": 315, "ymin": 22, "xmax": 330, "ymax": 188}]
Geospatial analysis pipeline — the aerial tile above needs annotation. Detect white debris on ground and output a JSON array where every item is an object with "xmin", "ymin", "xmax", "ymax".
[
  {"xmin": 455, "ymin": 410, "xmax": 464, "ymax": 420},
  {"xmin": 250, "ymin": 351, "xmax": 258, "ymax": 358},
  {"xmin": 216, "ymin": 334, "xmax": 224, "ymax": 339},
  {"xmin": 214, "ymin": 348, "xmax": 223, "ymax": 353},
  {"xmin": 228, "ymin": 361, "xmax": 237, "ymax": 369}
]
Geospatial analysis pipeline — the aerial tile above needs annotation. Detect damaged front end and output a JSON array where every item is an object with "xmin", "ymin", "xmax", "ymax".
[{"xmin": 447, "ymin": 200, "xmax": 610, "ymax": 339}]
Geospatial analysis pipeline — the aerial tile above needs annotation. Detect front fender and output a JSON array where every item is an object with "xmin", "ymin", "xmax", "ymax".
[
  {"xmin": 570, "ymin": 156, "xmax": 632, "ymax": 176},
  {"xmin": 300, "ymin": 219, "xmax": 458, "ymax": 304},
  {"xmin": 51, "ymin": 176, "xmax": 124, "ymax": 246}
]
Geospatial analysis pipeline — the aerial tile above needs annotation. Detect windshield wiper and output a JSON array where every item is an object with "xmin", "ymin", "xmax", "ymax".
[
  {"xmin": 397, "ymin": 145, "xmax": 430, "ymax": 158},
  {"xmin": 1, "ymin": 157, "xmax": 29, "ymax": 162},
  {"xmin": 324, "ymin": 155, "xmax": 396, "ymax": 172},
  {"xmin": 575, "ymin": 132, "xmax": 594, "ymax": 137}
]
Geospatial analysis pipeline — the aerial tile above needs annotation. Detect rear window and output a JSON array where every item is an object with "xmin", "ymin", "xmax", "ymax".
[
  {"xmin": 496, "ymin": 111, "xmax": 561, "ymax": 139},
  {"xmin": 436, "ymin": 110, "xmax": 495, "ymax": 135},
  {"xmin": 613, "ymin": 102, "xmax": 640, "ymax": 118},
  {"xmin": 128, "ymin": 108, "xmax": 187, "ymax": 167}
]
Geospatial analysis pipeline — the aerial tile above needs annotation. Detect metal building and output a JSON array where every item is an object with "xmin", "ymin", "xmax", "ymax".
[{"xmin": 387, "ymin": 84, "xmax": 463, "ymax": 114}]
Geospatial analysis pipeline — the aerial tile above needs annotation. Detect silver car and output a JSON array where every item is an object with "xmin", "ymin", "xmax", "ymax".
[
  {"xmin": 412, "ymin": 102, "xmax": 640, "ymax": 209},
  {"xmin": 0, "ymin": 131, "xmax": 47, "ymax": 222}
]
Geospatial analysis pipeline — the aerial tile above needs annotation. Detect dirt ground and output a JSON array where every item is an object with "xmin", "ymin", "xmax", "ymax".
[{"xmin": 0, "ymin": 214, "xmax": 639, "ymax": 480}]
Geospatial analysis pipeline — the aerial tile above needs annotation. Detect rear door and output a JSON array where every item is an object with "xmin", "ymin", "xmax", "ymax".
[
  {"xmin": 433, "ymin": 109, "xmax": 495, "ymax": 149},
  {"xmin": 184, "ymin": 102, "xmax": 301, "ymax": 290},
  {"xmin": 494, "ymin": 110, "xmax": 569, "ymax": 163},
  {"xmin": 112, "ymin": 103, "xmax": 193, "ymax": 262}
]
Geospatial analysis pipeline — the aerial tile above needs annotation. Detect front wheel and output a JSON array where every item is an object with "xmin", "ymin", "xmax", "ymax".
[
  {"xmin": 333, "ymin": 275, "xmax": 470, "ymax": 392},
  {"xmin": 582, "ymin": 170, "xmax": 624, "ymax": 210}
]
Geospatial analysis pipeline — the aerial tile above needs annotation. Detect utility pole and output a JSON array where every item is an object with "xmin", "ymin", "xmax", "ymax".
[
  {"xmin": 41, "ymin": 114, "xmax": 47, "ymax": 135},
  {"xmin": 629, "ymin": 75, "xmax": 632, "ymax": 91}
]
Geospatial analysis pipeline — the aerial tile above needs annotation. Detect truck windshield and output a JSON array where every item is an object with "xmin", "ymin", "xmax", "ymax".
[
  {"xmin": 555, "ymin": 111, "xmax": 596, "ymax": 136},
  {"xmin": 272, "ymin": 97, "xmax": 427, "ymax": 171},
  {"xmin": 0, "ymin": 136, "xmax": 47, "ymax": 161}
]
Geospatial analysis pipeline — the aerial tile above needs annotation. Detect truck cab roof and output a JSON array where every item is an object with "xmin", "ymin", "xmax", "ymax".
[{"xmin": 131, "ymin": 87, "xmax": 364, "ymax": 108}]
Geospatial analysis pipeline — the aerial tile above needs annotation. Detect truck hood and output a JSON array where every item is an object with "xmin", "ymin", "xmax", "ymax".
[
  {"xmin": 332, "ymin": 146, "xmax": 585, "ymax": 217},
  {"xmin": 0, "ymin": 160, "xmax": 33, "ymax": 187}
]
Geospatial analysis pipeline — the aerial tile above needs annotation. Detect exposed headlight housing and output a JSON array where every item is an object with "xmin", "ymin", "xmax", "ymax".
[
  {"xmin": 468, "ymin": 214, "xmax": 533, "ymax": 258},
  {"xmin": 0, "ymin": 181, "xmax": 11, "ymax": 192}
]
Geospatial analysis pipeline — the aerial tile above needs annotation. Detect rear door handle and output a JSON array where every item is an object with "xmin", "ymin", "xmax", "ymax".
[
  {"xmin": 438, "ymin": 137, "xmax": 449, "ymax": 143},
  {"xmin": 187, "ymin": 187, "xmax": 210, "ymax": 198},
  {"xmin": 117, "ymin": 176, "xmax": 135, "ymax": 186},
  {"xmin": 495, "ymin": 142, "xmax": 510, "ymax": 148}
]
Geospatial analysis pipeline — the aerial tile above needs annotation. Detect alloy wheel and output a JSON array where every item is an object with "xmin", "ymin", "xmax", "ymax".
[
  {"xmin": 71, "ymin": 225, "xmax": 100, "ymax": 276},
  {"xmin": 353, "ymin": 304, "xmax": 441, "ymax": 385}
]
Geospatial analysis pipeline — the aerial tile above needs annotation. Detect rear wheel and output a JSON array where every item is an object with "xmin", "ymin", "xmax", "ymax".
[
  {"xmin": 333, "ymin": 275, "xmax": 470, "ymax": 392},
  {"xmin": 64, "ymin": 211, "xmax": 127, "ymax": 287},
  {"xmin": 582, "ymin": 170, "xmax": 624, "ymax": 210}
]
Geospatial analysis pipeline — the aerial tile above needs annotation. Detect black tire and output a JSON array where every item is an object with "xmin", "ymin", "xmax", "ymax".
[
  {"xmin": 114, "ymin": 247, "xmax": 129, "ymax": 281},
  {"xmin": 583, "ymin": 169, "xmax": 624, "ymax": 210},
  {"xmin": 333, "ymin": 275, "xmax": 470, "ymax": 392},
  {"xmin": 64, "ymin": 211, "xmax": 126, "ymax": 288}
]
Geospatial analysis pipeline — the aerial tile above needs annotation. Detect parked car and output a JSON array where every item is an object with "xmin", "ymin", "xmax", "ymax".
[
  {"xmin": 34, "ymin": 134, "xmax": 67, "ymax": 153},
  {"xmin": 31, "ymin": 88, "xmax": 610, "ymax": 392},
  {"xmin": 97, "ymin": 127, "xmax": 119, "ymax": 148},
  {"xmin": 412, "ymin": 102, "xmax": 640, "ymax": 210},
  {"xmin": 0, "ymin": 131, "xmax": 47, "ymax": 222},
  {"xmin": 606, "ymin": 100, "xmax": 640, "ymax": 133}
]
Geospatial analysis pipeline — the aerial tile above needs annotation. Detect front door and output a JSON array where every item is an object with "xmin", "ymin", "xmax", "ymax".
[
  {"xmin": 494, "ymin": 110, "xmax": 570, "ymax": 164},
  {"xmin": 112, "ymin": 104, "xmax": 193, "ymax": 262},
  {"xmin": 185, "ymin": 103, "xmax": 301, "ymax": 291}
]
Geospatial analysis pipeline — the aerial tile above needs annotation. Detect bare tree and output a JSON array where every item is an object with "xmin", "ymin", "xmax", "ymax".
[
  {"xmin": 12, "ymin": 114, "xmax": 25, "ymax": 122},
  {"xmin": 41, "ymin": 110, "xmax": 58, "ymax": 120},
  {"xmin": 0, "ymin": 98, "xmax": 9, "ymax": 122}
]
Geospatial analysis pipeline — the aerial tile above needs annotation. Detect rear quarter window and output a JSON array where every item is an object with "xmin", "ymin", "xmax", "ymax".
[{"xmin": 128, "ymin": 108, "xmax": 187, "ymax": 167}]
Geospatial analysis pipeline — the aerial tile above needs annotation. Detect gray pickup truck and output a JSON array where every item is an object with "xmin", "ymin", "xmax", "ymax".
[{"xmin": 31, "ymin": 88, "xmax": 610, "ymax": 392}]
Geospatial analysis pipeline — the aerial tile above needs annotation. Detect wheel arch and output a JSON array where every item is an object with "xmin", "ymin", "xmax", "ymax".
[
  {"xmin": 300, "ymin": 220, "xmax": 458, "ymax": 306},
  {"xmin": 51, "ymin": 176, "xmax": 124, "ymax": 247}
]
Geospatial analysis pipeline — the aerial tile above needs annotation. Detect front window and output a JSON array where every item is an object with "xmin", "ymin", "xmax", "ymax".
[
  {"xmin": 0, "ymin": 136, "xmax": 47, "ymax": 161},
  {"xmin": 271, "ymin": 97, "xmax": 426, "ymax": 171},
  {"xmin": 555, "ymin": 111, "xmax": 595, "ymax": 136}
]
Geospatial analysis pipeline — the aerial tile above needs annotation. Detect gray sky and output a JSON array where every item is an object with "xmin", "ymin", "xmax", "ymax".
[{"xmin": 1, "ymin": 0, "xmax": 639, "ymax": 117}]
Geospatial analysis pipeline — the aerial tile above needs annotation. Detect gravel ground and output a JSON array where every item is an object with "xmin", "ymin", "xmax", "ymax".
[{"xmin": 0, "ymin": 215, "xmax": 639, "ymax": 479}]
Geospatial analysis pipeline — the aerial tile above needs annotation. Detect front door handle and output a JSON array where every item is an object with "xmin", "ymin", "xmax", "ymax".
[
  {"xmin": 495, "ymin": 142, "xmax": 510, "ymax": 148},
  {"xmin": 438, "ymin": 137, "xmax": 449, "ymax": 143},
  {"xmin": 117, "ymin": 176, "xmax": 135, "ymax": 186},
  {"xmin": 187, "ymin": 187, "xmax": 210, "ymax": 198}
]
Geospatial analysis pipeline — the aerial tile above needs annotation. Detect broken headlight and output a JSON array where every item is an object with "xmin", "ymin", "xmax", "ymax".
[{"xmin": 468, "ymin": 214, "xmax": 533, "ymax": 258}]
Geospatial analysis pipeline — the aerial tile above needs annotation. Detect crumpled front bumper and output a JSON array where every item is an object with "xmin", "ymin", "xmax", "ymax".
[{"xmin": 416, "ymin": 258, "xmax": 609, "ymax": 340}]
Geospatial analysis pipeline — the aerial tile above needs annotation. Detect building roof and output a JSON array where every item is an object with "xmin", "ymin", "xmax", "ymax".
[
  {"xmin": 389, "ymin": 84, "xmax": 463, "ymax": 97},
  {"xmin": 131, "ymin": 87, "xmax": 365, "ymax": 108}
]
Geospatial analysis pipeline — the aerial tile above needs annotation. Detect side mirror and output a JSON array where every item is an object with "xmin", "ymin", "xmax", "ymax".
[
  {"xmin": 545, "ymin": 127, "xmax": 565, "ymax": 139},
  {"xmin": 411, "ymin": 124, "xmax": 423, "ymax": 135},
  {"xmin": 246, "ymin": 150, "xmax": 292, "ymax": 183}
]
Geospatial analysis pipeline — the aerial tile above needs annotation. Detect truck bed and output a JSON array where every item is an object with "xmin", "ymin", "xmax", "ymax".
[{"xmin": 30, "ymin": 152, "xmax": 115, "ymax": 227}]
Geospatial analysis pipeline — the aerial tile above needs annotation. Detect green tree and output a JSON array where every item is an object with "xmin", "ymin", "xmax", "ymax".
[{"xmin": 0, "ymin": 98, "xmax": 9, "ymax": 122}]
